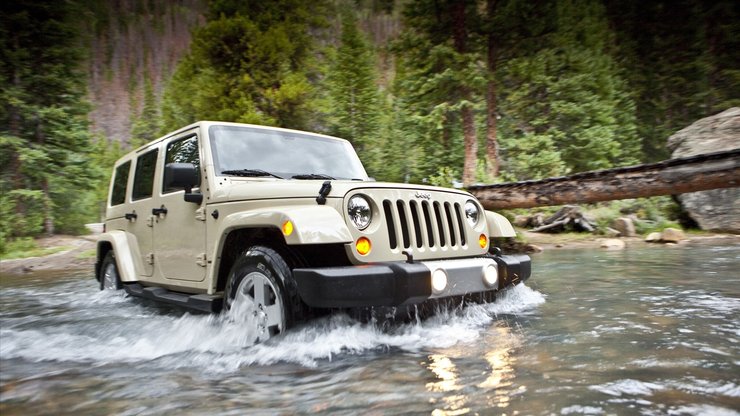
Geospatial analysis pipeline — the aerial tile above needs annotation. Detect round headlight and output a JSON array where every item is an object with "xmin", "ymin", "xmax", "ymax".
[
  {"xmin": 348, "ymin": 195, "xmax": 372, "ymax": 230},
  {"xmin": 464, "ymin": 200, "xmax": 480, "ymax": 226}
]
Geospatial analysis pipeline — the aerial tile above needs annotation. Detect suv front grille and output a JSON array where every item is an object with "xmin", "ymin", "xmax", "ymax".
[{"xmin": 383, "ymin": 199, "xmax": 467, "ymax": 250}]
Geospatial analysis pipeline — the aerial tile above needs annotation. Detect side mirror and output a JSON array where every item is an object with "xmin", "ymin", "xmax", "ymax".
[{"xmin": 164, "ymin": 163, "xmax": 203, "ymax": 204}]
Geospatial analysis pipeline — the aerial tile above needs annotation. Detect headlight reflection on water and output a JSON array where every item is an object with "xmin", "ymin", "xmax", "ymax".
[
  {"xmin": 427, "ymin": 325, "xmax": 522, "ymax": 415},
  {"xmin": 479, "ymin": 326, "xmax": 520, "ymax": 409}
]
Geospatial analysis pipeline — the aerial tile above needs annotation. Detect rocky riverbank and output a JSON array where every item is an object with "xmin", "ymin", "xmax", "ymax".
[
  {"xmin": 0, "ymin": 235, "xmax": 97, "ymax": 275},
  {"xmin": 2, "ymin": 232, "xmax": 738, "ymax": 276}
]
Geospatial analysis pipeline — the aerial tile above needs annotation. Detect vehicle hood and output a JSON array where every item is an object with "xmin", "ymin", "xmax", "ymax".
[{"xmin": 209, "ymin": 179, "xmax": 473, "ymax": 203}]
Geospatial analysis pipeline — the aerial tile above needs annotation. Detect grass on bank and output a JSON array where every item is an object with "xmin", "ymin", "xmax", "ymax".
[{"xmin": 0, "ymin": 238, "xmax": 73, "ymax": 260}]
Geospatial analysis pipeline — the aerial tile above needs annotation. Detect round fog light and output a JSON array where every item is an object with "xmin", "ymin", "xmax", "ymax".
[
  {"xmin": 483, "ymin": 264, "xmax": 498, "ymax": 288},
  {"xmin": 431, "ymin": 269, "xmax": 448, "ymax": 294}
]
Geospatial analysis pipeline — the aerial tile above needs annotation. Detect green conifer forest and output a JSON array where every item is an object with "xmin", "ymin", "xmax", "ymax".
[{"xmin": 1, "ymin": 0, "xmax": 738, "ymax": 250}]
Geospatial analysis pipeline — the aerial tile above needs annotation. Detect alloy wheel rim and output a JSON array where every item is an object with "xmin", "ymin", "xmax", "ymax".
[{"xmin": 233, "ymin": 271, "xmax": 284, "ymax": 342}]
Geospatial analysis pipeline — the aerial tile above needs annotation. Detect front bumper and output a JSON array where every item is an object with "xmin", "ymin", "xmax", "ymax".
[{"xmin": 293, "ymin": 254, "xmax": 531, "ymax": 308}]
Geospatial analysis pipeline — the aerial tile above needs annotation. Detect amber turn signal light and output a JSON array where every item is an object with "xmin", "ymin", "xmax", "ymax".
[
  {"xmin": 479, "ymin": 234, "xmax": 488, "ymax": 249},
  {"xmin": 356, "ymin": 237, "xmax": 372, "ymax": 255},
  {"xmin": 282, "ymin": 220, "xmax": 294, "ymax": 236}
]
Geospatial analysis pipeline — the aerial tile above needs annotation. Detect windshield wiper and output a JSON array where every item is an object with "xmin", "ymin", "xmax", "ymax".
[
  {"xmin": 291, "ymin": 173, "xmax": 335, "ymax": 180},
  {"xmin": 221, "ymin": 169, "xmax": 283, "ymax": 179}
]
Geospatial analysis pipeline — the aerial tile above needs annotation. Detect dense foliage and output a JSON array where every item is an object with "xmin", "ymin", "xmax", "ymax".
[
  {"xmin": 160, "ymin": 0, "xmax": 329, "ymax": 132},
  {"xmin": 0, "ymin": 0, "xmax": 106, "ymax": 251},
  {"xmin": 2, "ymin": 0, "xmax": 737, "ymax": 246}
]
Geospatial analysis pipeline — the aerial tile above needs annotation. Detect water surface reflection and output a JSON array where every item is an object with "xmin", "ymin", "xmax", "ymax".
[{"xmin": 1, "ymin": 241, "xmax": 738, "ymax": 415}]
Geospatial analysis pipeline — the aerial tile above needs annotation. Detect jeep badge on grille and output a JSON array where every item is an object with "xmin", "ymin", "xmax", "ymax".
[{"xmin": 414, "ymin": 192, "xmax": 432, "ymax": 200}]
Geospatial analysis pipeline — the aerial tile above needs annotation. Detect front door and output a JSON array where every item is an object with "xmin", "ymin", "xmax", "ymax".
[{"xmin": 153, "ymin": 132, "xmax": 206, "ymax": 282}]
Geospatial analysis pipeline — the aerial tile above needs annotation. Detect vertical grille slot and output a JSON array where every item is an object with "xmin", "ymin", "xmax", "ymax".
[
  {"xmin": 396, "ymin": 200, "xmax": 411, "ymax": 249},
  {"xmin": 454, "ymin": 203, "xmax": 467, "ymax": 246},
  {"xmin": 445, "ymin": 202, "xmax": 457, "ymax": 246},
  {"xmin": 379, "ymin": 194, "xmax": 471, "ymax": 253},
  {"xmin": 383, "ymin": 200, "xmax": 397, "ymax": 249},
  {"xmin": 433, "ymin": 202, "xmax": 447, "ymax": 247},
  {"xmin": 422, "ymin": 201, "xmax": 435, "ymax": 247},
  {"xmin": 410, "ymin": 201, "xmax": 423, "ymax": 248}
]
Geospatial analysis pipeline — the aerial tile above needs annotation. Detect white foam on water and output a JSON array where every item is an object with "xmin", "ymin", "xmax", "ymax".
[
  {"xmin": 589, "ymin": 379, "xmax": 665, "ymax": 397},
  {"xmin": 666, "ymin": 405, "xmax": 740, "ymax": 416},
  {"xmin": 560, "ymin": 405, "xmax": 604, "ymax": 415},
  {"xmin": 0, "ymin": 283, "xmax": 546, "ymax": 371},
  {"xmin": 588, "ymin": 377, "xmax": 740, "ymax": 401}
]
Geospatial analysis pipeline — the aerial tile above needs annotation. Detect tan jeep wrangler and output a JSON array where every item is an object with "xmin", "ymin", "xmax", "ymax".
[{"xmin": 96, "ymin": 121, "xmax": 530, "ymax": 341}]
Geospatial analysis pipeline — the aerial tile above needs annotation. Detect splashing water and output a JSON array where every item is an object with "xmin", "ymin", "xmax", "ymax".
[
  {"xmin": 2, "ymin": 242, "xmax": 738, "ymax": 415},
  {"xmin": 0, "ymin": 278, "xmax": 545, "ymax": 372}
]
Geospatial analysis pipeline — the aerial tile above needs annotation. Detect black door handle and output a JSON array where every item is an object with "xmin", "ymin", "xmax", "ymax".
[
  {"xmin": 152, "ymin": 205, "xmax": 168, "ymax": 216},
  {"xmin": 125, "ymin": 211, "xmax": 137, "ymax": 221}
]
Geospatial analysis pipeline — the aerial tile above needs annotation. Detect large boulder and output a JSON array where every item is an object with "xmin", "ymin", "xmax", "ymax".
[
  {"xmin": 612, "ymin": 217, "xmax": 636, "ymax": 237},
  {"xmin": 666, "ymin": 108, "xmax": 740, "ymax": 232}
]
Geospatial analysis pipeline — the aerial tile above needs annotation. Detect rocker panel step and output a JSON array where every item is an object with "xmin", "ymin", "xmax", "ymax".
[{"xmin": 123, "ymin": 283, "xmax": 223, "ymax": 313}]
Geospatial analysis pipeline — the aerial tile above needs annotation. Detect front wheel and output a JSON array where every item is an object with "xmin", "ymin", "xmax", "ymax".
[
  {"xmin": 224, "ymin": 246, "xmax": 303, "ymax": 343},
  {"xmin": 100, "ymin": 251, "xmax": 123, "ymax": 290}
]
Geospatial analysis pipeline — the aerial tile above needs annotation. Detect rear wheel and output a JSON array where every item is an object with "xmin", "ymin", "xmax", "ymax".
[
  {"xmin": 224, "ymin": 246, "xmax": 303, "ymax": 343},
  {"xmin": 100, "ymin": 251, "xmax": 122, "ymax": 290}
]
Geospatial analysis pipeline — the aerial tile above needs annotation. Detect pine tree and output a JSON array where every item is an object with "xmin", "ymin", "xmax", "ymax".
[
  {"xmin": 604, "ymin": 0, "xmax": 740, "ymax": 161},
  {"xmin": 161, "ymin": 0, "xmax": 329, "ymax": 132},
  {"xmin": 0, "ymin": 0, "xmax": 96, "ymax": 239},
  {"xmin": 497, "ymin": 0, "xmax": 640, "ymax": 177},
  {"xmin": 327, "ymin": 11, "xmax": 382, "ymax": 154},
  {"xmin": 393, "ymin": 0, "xmax": 486, "ymax": 185},
  {"xmin": 131, "ymin": 77, "xmax": 162, "ymax": 148}
]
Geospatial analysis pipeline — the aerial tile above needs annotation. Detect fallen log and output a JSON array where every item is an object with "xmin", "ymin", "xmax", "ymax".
[{"xmin": 469, "ymin": 149, "xmax": 740, "ymax": 210}]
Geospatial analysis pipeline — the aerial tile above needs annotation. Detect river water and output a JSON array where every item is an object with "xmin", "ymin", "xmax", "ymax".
[{"xmin": 1, "ymin": 242, "xmax": 738, "ymax": 415}]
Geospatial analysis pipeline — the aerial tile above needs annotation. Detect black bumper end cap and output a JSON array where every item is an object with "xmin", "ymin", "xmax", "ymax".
[
  {"xmin": 493, "ymin": 254, "xmax": 531, "ymax": 285},
  {"xmin": 294, "ymin": 263, "xmax": 431, "ymax": 308}
]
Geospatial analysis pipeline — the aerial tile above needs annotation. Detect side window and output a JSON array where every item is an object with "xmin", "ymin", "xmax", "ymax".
[
  {"xmin": 132, "ymin": 149, "xmax": 159, "ymax": 201},
  {"xmin": 110, "ymin": 161, "xmax": 131, "ymax": 206},
  {"xmin": 163, "ymin": 135, "xmax": 200, "ymax": 193}
]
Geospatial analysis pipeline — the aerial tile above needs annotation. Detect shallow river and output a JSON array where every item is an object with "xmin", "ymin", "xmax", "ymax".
[{"xmin": 1, "ymin": 242, "xmax": 738, "ymax": 415}]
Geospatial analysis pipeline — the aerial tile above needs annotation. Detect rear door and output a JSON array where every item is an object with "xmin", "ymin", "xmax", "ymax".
[{"xmin": 129, "ymin": 148, "xmax": 159, "ymax": 277}]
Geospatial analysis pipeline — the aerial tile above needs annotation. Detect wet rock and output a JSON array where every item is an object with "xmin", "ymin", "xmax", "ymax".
[
  {"xmin": 612, "ymin": 217, "xmax": 636, "ymax": 237},
  {"xmin": 531, "ymin": 213, "xmax": 546, "ymax": 227},
  {"xmin": 645, "ymin": 232, "xmax": 662, "ymax": 242},
  {"xmin": 661, "ymin": 228, "xmax": 686, "ymax": 243},
  {"xmin": 525, "ymin": 244, "xmax": 543, "ymax": 253},
  {"xmin": 667, "ymin": 107, "xmax": 740, "ymax": 232},
  {"xmin": 514, "ymin": 215, "xmax": 531, "ymax": 227},
  {"xmin": 605, "ymin": 227, "xmax": 621, "ymax": 238},
  {"xmin": 600, "ymin": 238, "xmax": 625, "ymax": 249}
]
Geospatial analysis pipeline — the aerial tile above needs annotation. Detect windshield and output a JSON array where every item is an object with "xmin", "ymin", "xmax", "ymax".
[{"xmin": 209, "ymin": 125, "xmax": 368, "ymax": 180}]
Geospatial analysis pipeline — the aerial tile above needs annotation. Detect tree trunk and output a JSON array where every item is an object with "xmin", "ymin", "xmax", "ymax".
[
  {"xmin": 9, "ymin": 33, "xmax": 25, "ymax": 221},
  {"xmin": 469, "ymin": 149, "xmax": 740, "ymax": 209},
  {"xmin": 34, "ymin": 115, "xmax": 55, "ymax": 236},
  {"xmin": 461, "ymin": 104, "xmax": 478, "ymax": 186},
  {"xmin": 41, "ymin": 179, "xmax": 55, "ymax": 236},
  {"xmin": 451, "ymin": 0, "xmax": 478, "ymax": 186},
  {"xmin": 485, "ymin": 0, "xmax": 499, "ymax": 179}
]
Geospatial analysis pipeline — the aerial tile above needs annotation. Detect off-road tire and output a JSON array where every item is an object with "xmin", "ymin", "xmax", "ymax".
[
  {"xmin": 100, "ymin": 251, "xmax": 123, "ymax": 290},
  {"xmin": 224, "ymin": 246, "xmax": 305, "ymax": 338}
]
